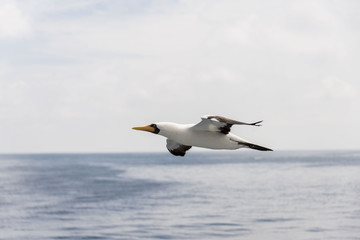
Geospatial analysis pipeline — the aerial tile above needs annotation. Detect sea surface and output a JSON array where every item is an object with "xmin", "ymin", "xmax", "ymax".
[{"xmin": 1, "ymin": 151, "xmax": 360, "ymax": 240}]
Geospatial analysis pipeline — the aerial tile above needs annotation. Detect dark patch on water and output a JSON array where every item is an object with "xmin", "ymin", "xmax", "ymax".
[
  {"xmin": 17, "ymin": 161, "xmax": 170, "ymax": 204},
  {"xmin": 60, "ymin": 227, "xmax": 82, "ymax": 231},
  {"xmin": 53, "ymin": 236, "xmax": 107, "ymax": 240},
  {"xmin": 40, "ymin": 210, "xmax": 74, "ymax": 215},
  {"xmin": 150, "ymin": 234, "xmax": 173, "ymax": 239},
  {"xmin": 254, "ymin": 217, "xmax": 298, "ymax": 223},
  {"xmin": 307, "ymin": 227, "xmax": 327, "ymax": 232},
  {"xmin": 206, "ymin": 222, "xmax": 242, "ymax": 227}
]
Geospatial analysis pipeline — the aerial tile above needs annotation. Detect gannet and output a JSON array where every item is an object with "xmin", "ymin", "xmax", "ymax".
[{"xmin": 132, "ymin": 115, "xmax": 273, "ymax": 156}]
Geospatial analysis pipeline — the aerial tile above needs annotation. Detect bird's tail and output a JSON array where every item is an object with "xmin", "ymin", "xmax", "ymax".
[
  {"xmin": 230, "ymin": 137, "xmax": 273, "ymax": 151},
  {"xmin": 242, "ymin": 142, "xmax": 273, "ymax": 151}
]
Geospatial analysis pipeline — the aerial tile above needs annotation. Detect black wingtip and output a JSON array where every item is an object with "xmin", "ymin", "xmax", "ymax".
[
  {"xmin": 244, "ymin": 142, "xmax": 273, "ymax": 151},
  {"xmin": 251, "ymin": 120, "xmax": 263, "ymax": 127}
]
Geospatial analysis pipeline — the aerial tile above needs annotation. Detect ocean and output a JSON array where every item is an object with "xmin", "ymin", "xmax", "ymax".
[{"xmin": 1, "ymin": 151, "xmax": 359, "ymax": 240}]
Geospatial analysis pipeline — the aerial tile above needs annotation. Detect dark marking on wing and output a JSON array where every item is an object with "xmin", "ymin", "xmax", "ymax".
[
  {"xmin": 207, "ymin": 115, "xmax": 263, "ymax": 126},
  {"xmin": 219, "ymin": 124, "xmax": 232, "ymax": 134},
  {"xmin": 168, "ymin": 145, "xmax": 192, "ymax": 156},
  {"xmin": 207, "ymin": 115, "xmax": 263, "ymax": 135},
  {"xmin": 166, "ymin": 139, "xmax": 192, "ymax": 156}
]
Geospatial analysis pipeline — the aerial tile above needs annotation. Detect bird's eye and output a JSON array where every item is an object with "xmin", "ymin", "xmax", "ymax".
[{"xmin": 150, "ymin": 124, "xmax": 156, "ymax": 128}]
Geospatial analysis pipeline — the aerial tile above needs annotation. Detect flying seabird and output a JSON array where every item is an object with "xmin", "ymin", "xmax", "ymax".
[{"xmin": 132, "ymin": 115, "xmax": 273, "ymax": 156}]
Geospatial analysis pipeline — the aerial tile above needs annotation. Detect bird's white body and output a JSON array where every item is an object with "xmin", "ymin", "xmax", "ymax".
[
  {"xmin": 132, "ymin": 115, "xmax": 272, "ymax": 156},
  {"xmin": 157, "ymin": 122, "xmax": 244, "ymax": 150}
]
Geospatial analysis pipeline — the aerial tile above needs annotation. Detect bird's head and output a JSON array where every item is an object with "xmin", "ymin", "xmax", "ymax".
[{"xmin": 132, "ymin": 123, "xmax": 160, "ymax": 134}]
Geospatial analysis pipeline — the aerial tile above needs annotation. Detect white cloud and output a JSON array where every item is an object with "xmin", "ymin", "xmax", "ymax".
[
  {"xmin": 321, "ymin": 76, "xmax": 357, "ymax": 99},
  {"xmin": 0, "ymin": 2, "xmax": 31, "ymax": 38}
]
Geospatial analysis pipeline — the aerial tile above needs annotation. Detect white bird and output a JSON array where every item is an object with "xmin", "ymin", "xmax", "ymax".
[{"xmin": 132, "ymin": 115, "xmax": 273, "ymax": 156}]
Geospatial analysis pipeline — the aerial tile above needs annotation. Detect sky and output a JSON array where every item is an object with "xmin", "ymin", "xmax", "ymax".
[{"xmin": 1, "ymin": 0, "xmax": 360, "ymax": 153}]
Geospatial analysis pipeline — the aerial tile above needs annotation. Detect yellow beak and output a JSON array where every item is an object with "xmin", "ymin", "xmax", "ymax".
[{"xmin": 132, "ymin": 125, "xmax": 155, "ymax": 133}]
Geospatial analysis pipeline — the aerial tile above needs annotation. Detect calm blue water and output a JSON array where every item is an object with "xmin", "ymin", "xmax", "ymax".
[{"xmin": 1, "ymin": 151, "xmax": 360, "ymax": 240}]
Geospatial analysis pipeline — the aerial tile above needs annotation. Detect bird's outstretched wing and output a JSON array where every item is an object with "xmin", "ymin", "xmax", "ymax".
[
  {"xmin": 166, "ymin": 139, "xmax": 192, "ymax": 156},
  {"xmin": 191, "ymin": 115, "xmax": 262, "ymax": 134}
]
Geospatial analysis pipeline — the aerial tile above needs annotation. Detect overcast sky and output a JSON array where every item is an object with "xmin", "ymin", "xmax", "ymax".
[{"xmin": 1, "ymin": 0, "xmax": 359, "ymax": 153}]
